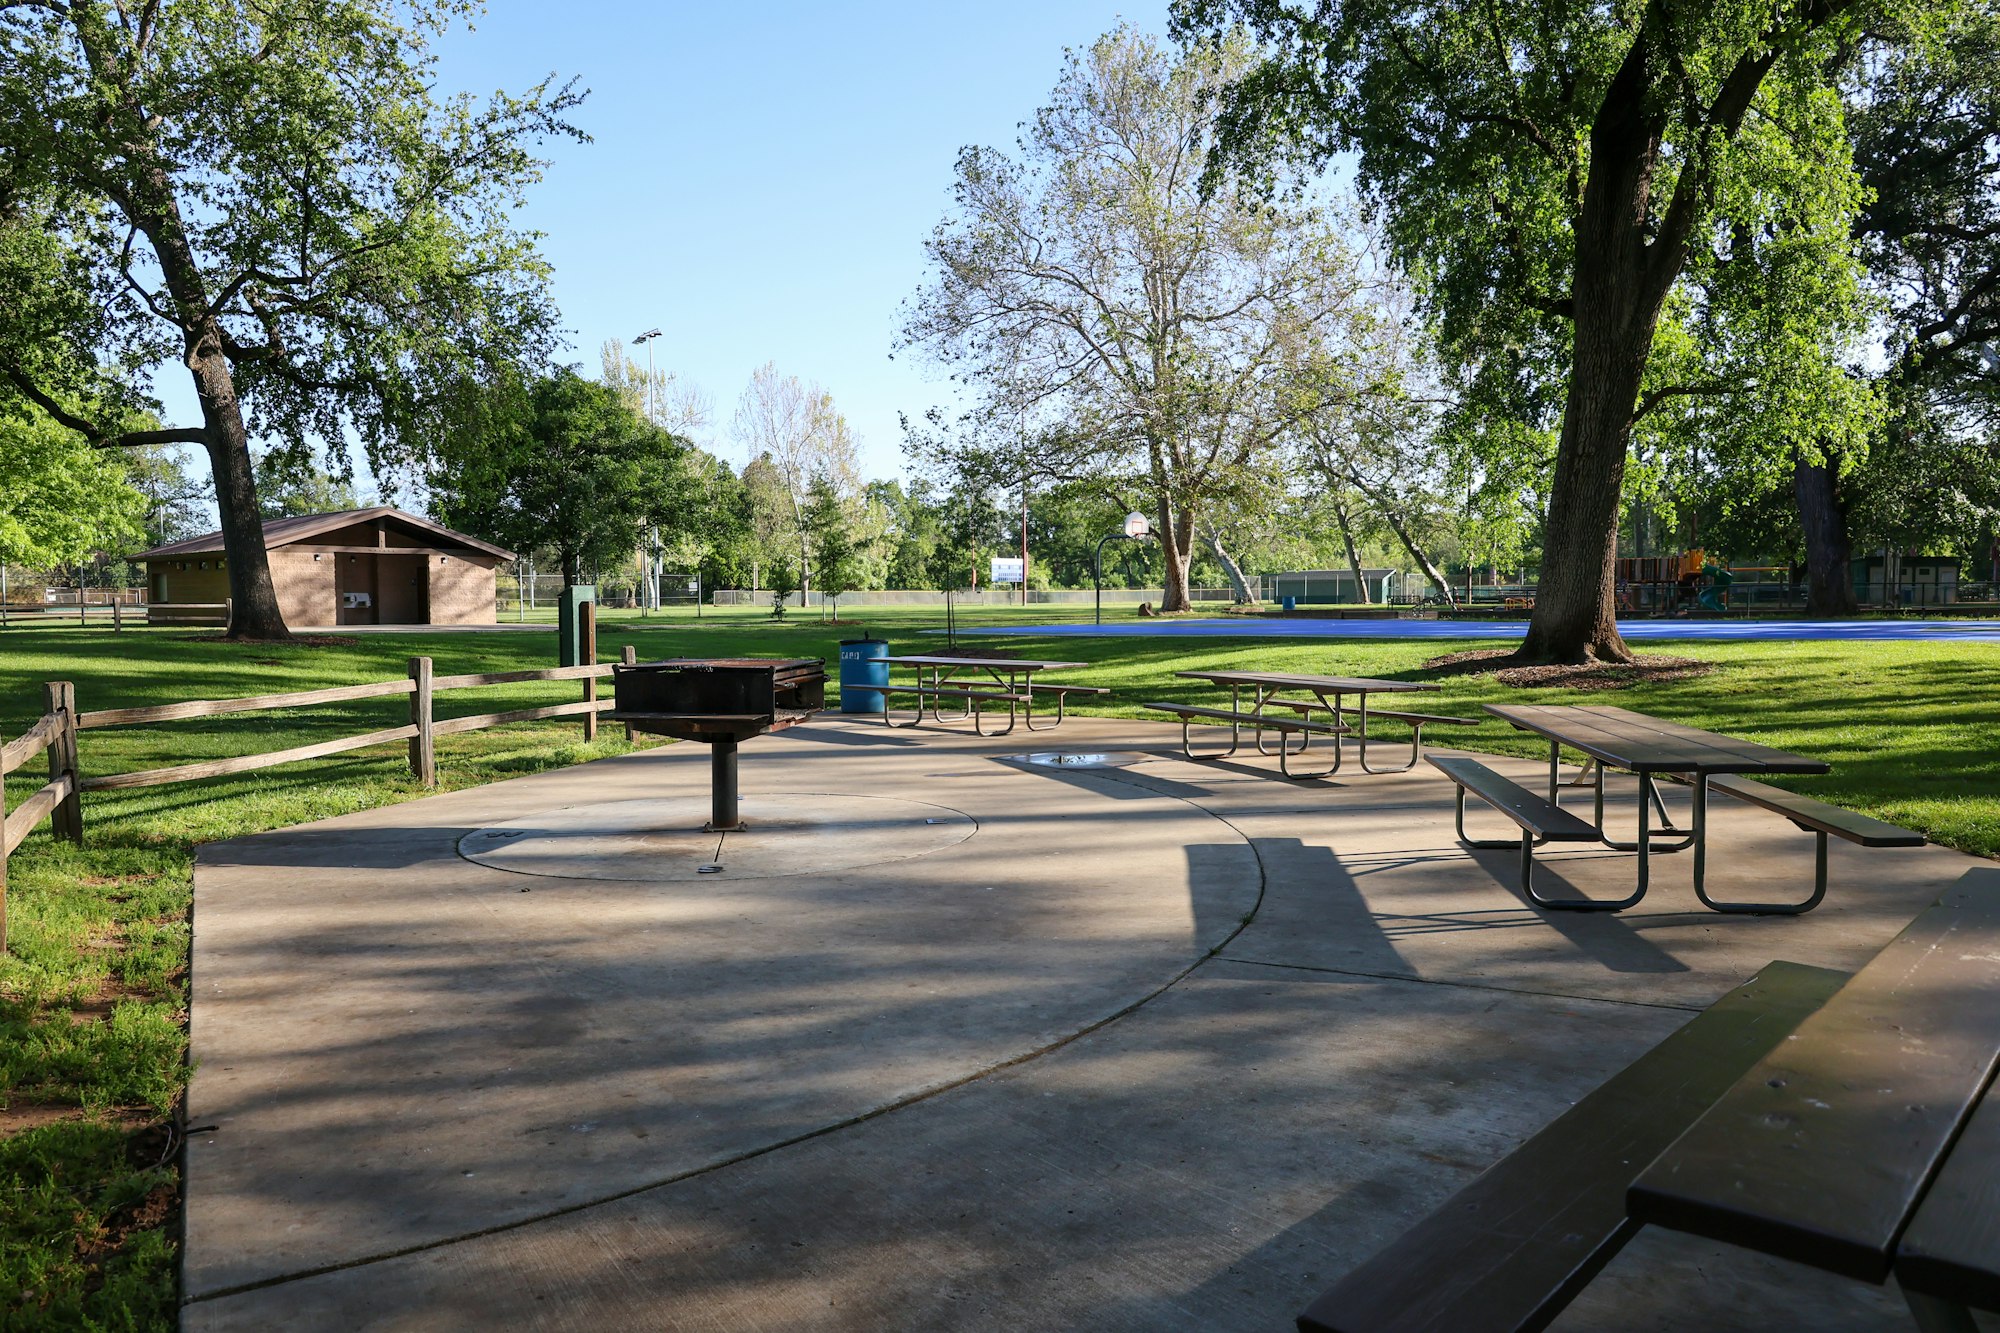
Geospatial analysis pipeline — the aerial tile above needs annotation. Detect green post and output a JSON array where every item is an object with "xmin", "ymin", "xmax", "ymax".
[{"xmin": 557, "ymin": 585, "xmax": 596, "ymax": 668}]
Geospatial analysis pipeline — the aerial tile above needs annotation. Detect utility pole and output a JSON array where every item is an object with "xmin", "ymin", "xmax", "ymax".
[
  {"xmin": 1020, "ymin": 471, "xmax": 1029, "ymax": 608},
  {"xmin": 633, "ymin": 327, "xmax": 663, "ymax": 613}
]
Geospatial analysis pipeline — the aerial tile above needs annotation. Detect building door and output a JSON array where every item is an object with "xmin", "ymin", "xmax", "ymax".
[
  {"xmin": 336, "ymin": 554, "xmax": 378, "ymax": 625},
  {"xmin": 377, "ymin": 554, "xmax": 429, "ymax": 624}
]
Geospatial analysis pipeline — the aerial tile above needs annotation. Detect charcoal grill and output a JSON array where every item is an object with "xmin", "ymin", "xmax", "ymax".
[{"xmin": 608, "ymin": 657, "xmax": 825, "ymax": 831}]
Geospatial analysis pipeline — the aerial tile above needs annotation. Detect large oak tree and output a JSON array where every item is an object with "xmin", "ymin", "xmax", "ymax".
[
  {"xmin": 1177, "ymin": 0, "xmax": 1929, "ymax": 659},
  {"xmin": 0, "ymin": 0, "xmax": 579, "ymax": 638}
]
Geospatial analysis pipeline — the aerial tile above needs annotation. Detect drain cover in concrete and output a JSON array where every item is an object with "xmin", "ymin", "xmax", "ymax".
[
  {"xmin": 1004, "ymin": 751, "xmax": 1150, "ymax": 769},
  {"xmin": 457, "ymin": 793, "xmax": 976, "ymax": 882}
]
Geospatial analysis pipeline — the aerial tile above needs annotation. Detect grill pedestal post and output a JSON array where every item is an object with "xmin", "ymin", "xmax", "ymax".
[{"xmin": 707, "ymin": 736, "xmax": 741, "ymax": 831}]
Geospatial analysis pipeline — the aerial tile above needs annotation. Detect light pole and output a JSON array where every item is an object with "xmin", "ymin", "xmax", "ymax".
[
  {"xmin": 1095, "ymin": 511, "xmax": 1152, "ymax": 625},
  {"xmin": 633, "ymin": 328, "xmax": 663, "ymax": 612}
]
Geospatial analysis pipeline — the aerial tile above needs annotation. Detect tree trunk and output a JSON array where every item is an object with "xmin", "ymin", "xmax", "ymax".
[
  {"xmin": 120, "ymin": 152, "xmax": 290, "ymax": 637},
  {"xmin": 1199, "ymin": 521, "xmax": 1255, "ymax": 603},
  {"xmin": 185, "ymin": 352, "xmax": 288, "ymax": 639},
  {"xmin": 1156, "ymin": 500, "xmax": 1193, "ymax": 612},
  {"xmin": 1793, "ymin": 451, "xmax": 1857, "ymax": 615},
  {"xmin": 1376, "ymin": 503, "xmax": 1455, "ymax": 608},
  {"xmin": 1330, "ymin": 493, "xmax": 1373, "ymax": 604},
  {"xmin": 1520, "ymin": 311, "xmax": 1651, "ymax": 662},
  {"xmin": 1339, "ymin": 469, "xmax": 1454, "ymax": 606},
  {"xmin": 1514, "ymin": 15, "xmax": 1781, "ymax": 663}
]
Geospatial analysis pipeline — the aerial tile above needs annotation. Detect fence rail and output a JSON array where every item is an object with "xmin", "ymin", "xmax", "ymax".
[
  {"xmin": 710, "ymin": 587, "xmax": 1244, "ymax": 608},
  {"xmin": 0, "ymin": 684, "xmax": 82, "ymax": 950},
  {"xmin": 0, "ymin": 600, "xmax": 231, "ymax": 631},
  {"xmin": 0, "ymin": 608, "xmax": 624, "ymax": 953}
]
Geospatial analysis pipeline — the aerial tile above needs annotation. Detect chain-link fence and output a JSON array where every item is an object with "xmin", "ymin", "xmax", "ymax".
[
  {"xmin": 497, "ymin": 570, "xmax": 706, "ymax": 616},
  {"xmin": 709, "ymin": 586, "xmax": 1245, "ymax": 608}
]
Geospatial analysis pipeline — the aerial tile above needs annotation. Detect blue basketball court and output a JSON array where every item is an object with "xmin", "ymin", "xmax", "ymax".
[{"xmin": 975, "ymin": 617, "xmax": 2000, "ymax": 642}]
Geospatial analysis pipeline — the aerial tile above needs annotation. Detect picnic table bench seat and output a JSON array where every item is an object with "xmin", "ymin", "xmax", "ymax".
[
  {"xmin": 875, "ymin": 682, "xmax": 1032, "ymax": 736},
  {"xmin": 1021, "ymin": 681, "xmax": 1109, "ymax": 729},
  {"xmin": 1297, "ymin": 961, "xmax": 1850, "ymax": 1333},
  {"xmin": 1258, "ymin": 698, "xmax": 1476, "ymax": 772},
  {"xmin": 879, "ymin": 684, "xmax": 1031, "ymax": 704},
  {"xmin": 1693, "ymin": 775, "xmax": 1925, "ymax": 914},
  {"xmin": 1144, "ymin": 701, "xmax": 1349, "ymax": 778},
  {"xmin": 1260, "ymin": 698, "xmax": 1475, "ymax": 729},
  {"xmin": 1426, "ymin": 756, "xmax": 1601, "ymax": 905}
]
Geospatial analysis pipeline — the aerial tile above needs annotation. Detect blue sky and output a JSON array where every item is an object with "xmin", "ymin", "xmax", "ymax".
[{"xmin": 410, "ymin": 2, "xmax": 1167, "ymax": 482}]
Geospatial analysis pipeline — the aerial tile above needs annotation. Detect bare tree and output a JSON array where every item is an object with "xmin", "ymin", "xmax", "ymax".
[
  {"xmin": 730, "ymin": 363, "xmax": 861, "ymax": 597},
  {"xmin": 902, "ymin": 27, "xmax": 1373, "ymax": 612}
]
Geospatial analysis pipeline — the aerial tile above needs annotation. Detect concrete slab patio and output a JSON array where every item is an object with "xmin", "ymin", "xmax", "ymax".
[{"xmin": 179, "ymin": 715, "xmax": 1984, "ymax": 1330}]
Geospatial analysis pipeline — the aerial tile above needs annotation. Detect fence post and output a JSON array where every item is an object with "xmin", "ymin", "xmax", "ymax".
[
  {"xmin": 43, "ymin": 681, "xmax": 82, "ymax": 844},
  {"xmin": 222, "ymin": 597, "xmax": 233, "ymax": 633},
  {"xmin": 580, "ymin": 600, "xmax": 599, "ymax": 741},
  {"xmin": 113, "ymin": 601, "xmax": 122, "ymax": 634},
  {"xmin": 408, "ymin": 656, "xmax": 436, "ymax": 786},
  {"xmin": 1, "ymin": 733, "xmax": 9, "ymax": 948},
  {"xmin": 620, "ymin": 644, "xmax": 638, "ymax": 742}
]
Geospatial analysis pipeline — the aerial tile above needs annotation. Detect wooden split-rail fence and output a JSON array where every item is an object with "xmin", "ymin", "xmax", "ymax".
[{"xmin": 0, "ymin": 644, "xmax": 649, "ymax": 952}]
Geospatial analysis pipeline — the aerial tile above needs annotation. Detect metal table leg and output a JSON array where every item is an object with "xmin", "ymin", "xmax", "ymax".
[
  {"xmin": 1354, "ymin": 690, "xmax": 1426, "ymax": 774},
  {"xmin": 1531, "ymin": 771, "xmax": 1651, "ymax": 911},
  {"xmin": 1452, "ymin": 785, "xmax": 1643, "ymax": 911},
  {"xmin": 880, "ymin": 667, "xmax": 922, "ymax": 729},
  {"xmin": 1591, "ymin": 764, "xmax": 1695, "ymax": 853},
  {"xmin": 1023, "ymin": 671, "xmax": 1064, "ymax": 732},
  {"xmin": 930, "ymin": 667, "xmax": 974, "ymax": 724},
  {"xmin": 1689, "ymin": 775, "xmax": 1829, "ymax": 914}
]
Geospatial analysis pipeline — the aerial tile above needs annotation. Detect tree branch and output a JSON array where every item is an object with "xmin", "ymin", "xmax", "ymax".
[
  {"xmin": 1631, "ymin": 380, "xmax": 1734, "ymax": 424},
  {"xmin": 0, "ymin": 364, "xmax": 107, "ymax": 437},
  {"xmin": 96, "ymin": 427, "xmax": 211, "ymax": 449}
]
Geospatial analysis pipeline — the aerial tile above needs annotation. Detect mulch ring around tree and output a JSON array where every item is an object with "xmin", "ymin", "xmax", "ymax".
[{"xmin": 1424, "ymin": 648, "xmax": 1716, "ymax": 691}]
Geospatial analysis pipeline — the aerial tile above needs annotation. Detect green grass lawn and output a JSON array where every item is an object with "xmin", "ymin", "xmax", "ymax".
[{"xmin": 0, "ymin": 604, "xmax": 1995, "ymax": 1327}]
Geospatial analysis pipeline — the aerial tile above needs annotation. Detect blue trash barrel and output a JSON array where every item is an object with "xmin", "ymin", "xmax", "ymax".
[
  {"xmin": 1281, "ymin": 595, "xmax": 1297, "ymax": 611},
  {"xmin": 838, "ymin": 637, "xmax": 889, "ymax": 713}
]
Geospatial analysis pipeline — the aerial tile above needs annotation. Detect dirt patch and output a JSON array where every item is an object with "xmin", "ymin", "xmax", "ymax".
[
  {"xmin": 0, "ymin": 1101, "xmax": 90, "ymax": 1135},
  {"xmin": 0, "ymin": 1101, "xmax": 153, "ymax": 1138},
  {"xmin": 1425, "ymin": 648, "xmax": 1716, "ymax": 690}
]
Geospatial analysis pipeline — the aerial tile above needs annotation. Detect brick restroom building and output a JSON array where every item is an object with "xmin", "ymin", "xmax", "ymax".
[{"xmin": 136, "ymin": 507, "xmax": 515, "ymax": 627}]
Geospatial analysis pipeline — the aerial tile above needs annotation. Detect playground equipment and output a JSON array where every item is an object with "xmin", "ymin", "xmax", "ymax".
[
  {"xmin": 1614, "ymin": 550, "xmax": 1709, "ymax": 612},
  {"xmin": 1696, "ymin": 561, "xmax": 1734, "ymax": 612}
]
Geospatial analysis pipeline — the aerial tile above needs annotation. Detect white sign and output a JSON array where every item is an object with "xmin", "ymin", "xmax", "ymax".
[
  {"xmin": 990, "ymin": 557, "xmax": 1025, "ymax": 584},
  {"xmin": 1124, "ymin": 511, "xmax": 1151, "ymax": 538}
]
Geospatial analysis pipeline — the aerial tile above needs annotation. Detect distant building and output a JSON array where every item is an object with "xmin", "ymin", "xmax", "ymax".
[
  {"xmin": 1851, "ymin": 552, "xmax": 1959, "ymax": 607},
  {"xmin": 1267, "ymin": 568, "xmax": 1398, "ymax": 605},
  {"xmin": 134, "ymin": 507, "xmax": 515, "ymax": 627}
]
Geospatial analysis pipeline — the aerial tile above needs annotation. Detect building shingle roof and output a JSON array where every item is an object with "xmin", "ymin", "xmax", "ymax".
[{"xmin": 133, "ymin": 506, "xmax": 515, "ymax": 562}]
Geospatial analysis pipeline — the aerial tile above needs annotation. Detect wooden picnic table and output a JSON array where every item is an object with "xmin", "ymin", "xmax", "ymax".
[
  {"xmin": 1298, "ymin": 875, "xmax": 2000, "ymax": 1333},
  {"xmin": 1173, "ymin": 670, "xmax": 1454, "ymax": 775},
  {"xmin": 1626, "ymin": 878, "xmax": 2000, "ymax": 1331},
  {"xmin": 1484, "ymin": 703, "xmax": 1829, "ymax": 912},
  {"xmin": 873, "ymin": 655, "xmax": 1099, "ymax": 736}
]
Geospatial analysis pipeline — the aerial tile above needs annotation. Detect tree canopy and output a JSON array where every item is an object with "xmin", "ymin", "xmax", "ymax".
[
  {"xmin": 428, "ymin": 369, "xmax": 691, "ymax": 587},
  {"xmin": 0, "ymin": 404, "xmax": 146, "ymax": 569},
  {"xmin": 0, "ymin": 0, "xmax": 580, "ymax": 636},
  {"xmin": 1176, "ymin": 0, "xmax": 1947, "ymax": 658}
]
